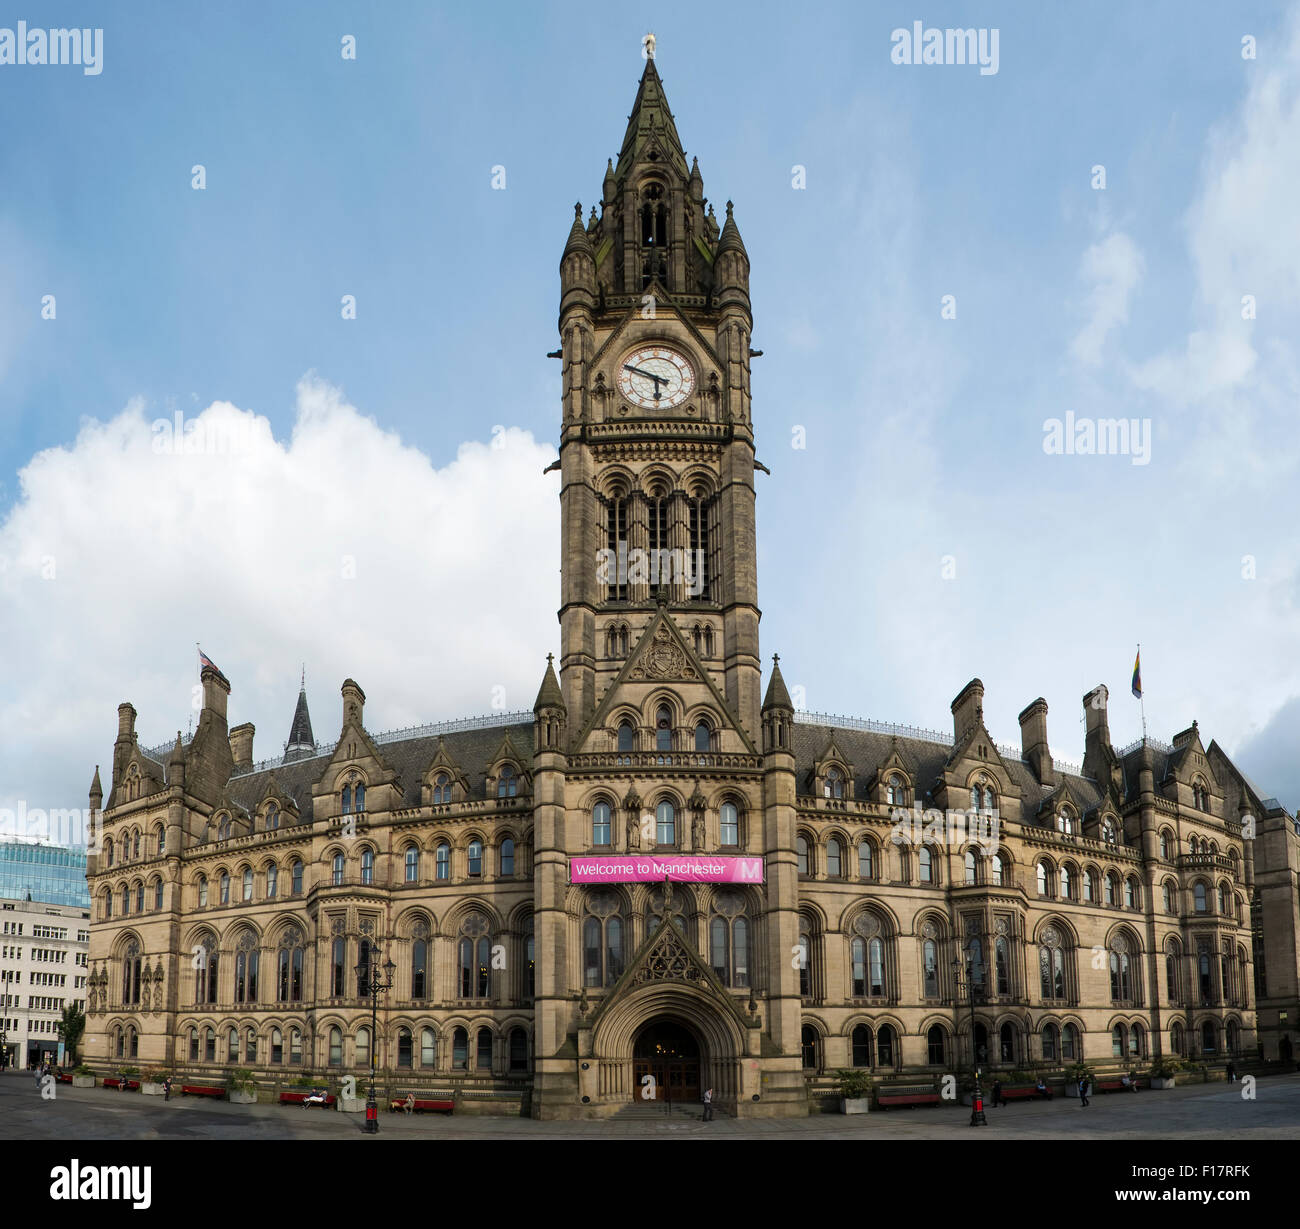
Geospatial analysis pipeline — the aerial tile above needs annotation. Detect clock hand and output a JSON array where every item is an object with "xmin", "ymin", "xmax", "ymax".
[{"xmin": 623, "ymin": 363, "xmax": 661, "ymax": 381}]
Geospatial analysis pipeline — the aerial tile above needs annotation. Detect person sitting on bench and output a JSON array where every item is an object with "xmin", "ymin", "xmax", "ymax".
[
  {"xmin": 403, "ymin": 1093, "xmax": 415, "ymax": 1115},
  {"xmin": 1035, "ymin": 1078, "xmax": 1052, "ymax": 1100}
]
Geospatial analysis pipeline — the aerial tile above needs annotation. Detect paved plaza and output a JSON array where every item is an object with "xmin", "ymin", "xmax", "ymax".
[{"xmin": 4, "ymin": 1071, "xmax": 1299, "ymax": 1140}]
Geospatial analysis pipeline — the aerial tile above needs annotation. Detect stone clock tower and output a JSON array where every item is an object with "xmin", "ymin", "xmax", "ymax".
[{"xmin": 554, "ymin": 52, "xmax": 762, "ymax": 742}]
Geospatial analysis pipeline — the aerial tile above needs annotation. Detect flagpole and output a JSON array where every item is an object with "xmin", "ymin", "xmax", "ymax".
[{"xmin": 1138, "ymin": 642, "xmax": 1147, "ymax": 741}]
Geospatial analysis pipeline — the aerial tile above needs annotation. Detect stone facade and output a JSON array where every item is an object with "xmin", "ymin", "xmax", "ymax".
[{"xmin": 83, "ymin": 54, "xmax": 1271, "ymax": 1117}]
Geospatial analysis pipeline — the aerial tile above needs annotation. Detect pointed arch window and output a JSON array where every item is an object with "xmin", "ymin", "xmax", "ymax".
[
  {"xmin": 592, "ymin": 801, "xmax": 612, "ymax": 846},
  {"xmin": 332, "ymin": 852, "xmax": 344, "ymax": 886},
  {"xmin": 858, "ymin": 841, "xmax": 875, "ymax": 879},
  {"xmin": 235, "ymin": 933, "xmax": 259, "ymax": 1003},
  {"xmin": 826, "ymin": 838, "xmax": 842, "ymax": 878},
  {"xmin": 432, "ymin": 774, "xmax": 451, "ymax": 805},
  {"xmin": 616, "ymin": 722, "xmax": 635, "ymax": 754},
  {"xmin": 886, "ymin": 774, "xmax": 905, "ymax": 806},
  {"xmin": 458, "ymin": 918, "xmax": 492, "ymax": 998},
  {"xmin": 694, "ymin": 721, "xmax": 711, "ymax": 752},
  {"xmin": 121, "ymin": 940, "xmax": 142, "ymax": 1006},
  {"xmin": 965, "ymin": 850, "xmax": 977, "ymax": 885},
  {"xmin": 266, "ymin": 805, "xmax": 279, "ymax": 831},
  {"xmin": 404, "ymin": 845, "xmax": 419, "ymax": 883},
  {"xmin": 852, "ymin": 1024, "xmax": 873, "ymax": 1067},
  {"xmin": 242, "ymin": 868, "xmax": 253, "ymax": 901},
  {"xmin": 197, "ymin": 876, "xmax": 208, "ymax": 908},
  {"xmin": 422, "ymin": 1027, "xmax": 437, "ymax": 1067},
  {"xmin": 291, "ymin": 859, "xmax": 303, "ymax": 894},
  {"xmin": 824, "ymin": 767, "xmax": 843, "ymax": 799},
  {"xmin": 219, "ymin": 872, "xmax": 230, "ymax": 905},
  {"xmin": 995, "ymin": 935, "xmax": 1011, "ymax": 995},
  {"xmin": 922, "ymin": 938, "xmax": 939, "ymax": 996},
  {"xmin": 500, "ymin": 838, "xmax": 515, "ymax": 876},
  {"xmin": 154, "ymin": 879, "xmax": 163, "ymax": 910},
  {"xmin": 655, "ymin": 800, "xmax": 675, "ymax": 846},
  {"xmin": 360, "ymin": 848, "xmax": 374, "ymax": 885},
  {"xmin": 606, "ymin": 492, "xmax": 628, "ymax": 601},
  {"xmin": 1082, "ymin": 868, "xmax": 1094, "ymax": 901},
  {"xmin": 1194, "ymin": 882, "xmax": 1207, "ymax": 912},
  {"xmin": 656, "ymin": 708, "xmax": 673, "ymax": 753},
  {"xmin": 436, "ymin": 843, "xmax": 450, "ymax": 881},
  {"xmin": 411, "ymin": 933, "xmax": 428, "ymax": 1000},
  {"xmin": 796, "ymin": 835, "xmax": 809, "ymax": 876},
  {"xmin": 468, "ymin": 840, "xmax": 483, "ymax": 877},
  {"xmin": 991, "ymin": 853, "xmax": 1004, "ymax": 886},
  {"xmin": 497, "ymin": 765, "xmax": 517, "ymax": 799},
  {"xmin": 1109, "ymin": 936, "xmax": 1134, "ymax": 1003},
  {"xmin": 331, "ymin": 936, "xmax": 346, "ymax": 997},
  {"xmin": 720, "ymin": 802, "xmax": 739, "ymax": 847}
]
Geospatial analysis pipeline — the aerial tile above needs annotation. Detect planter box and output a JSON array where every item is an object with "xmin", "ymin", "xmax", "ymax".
[
  {"xmin": 228, "ymin": 1089, "xmax": 257, "ymax": 1104},
  {"xmin": 337, "ymin": 1095, "xmax": 366, "ymax": 1114},
  {"xmin": 1151, "ymin": 1077, "xmax": 1175, "ymax": 1090},
  {"xmin": 72, "ymin": 1075, "xmax": 94, "ymax": 1089},
  {"xmin": 839, "ymin": 1096, "xmax": 870, "ymax": 1115},
  {"xmin": 140, "ymin": 1083, "xmax": 165, "ymax": 1096}
]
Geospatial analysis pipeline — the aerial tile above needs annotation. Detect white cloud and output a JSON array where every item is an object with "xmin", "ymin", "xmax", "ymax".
[
  {"xmin": 0, "ymin": 376, "xmax": 558, "ymax": 820},
  {"xmin": 1069, "ymin": 231, "xmax": 1144, "ymax": 367}
]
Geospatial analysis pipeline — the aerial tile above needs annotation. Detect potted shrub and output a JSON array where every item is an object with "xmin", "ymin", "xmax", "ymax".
[
  {"xmin": 1148, "ymin": 1062, "xmax": 1177, "ymax": 1090},
  {"xmin": 140, "ymin": 1068, "xmax": 170, "ymax": 1096},
  {"xmin": 835, "ymin": 1068, "xmax": 872, "ymax": 1114},
  {"xmin": 225, "ymin": 1067, "xmax": 258, "ymax": 1105},
  {"xmin": 72, "ymin": 1063, "xmax": 95, "ymax": 1089},
  {"xmin": 1062, "ymin": 1062, "xmax": 1096, "ymax": 1098}
]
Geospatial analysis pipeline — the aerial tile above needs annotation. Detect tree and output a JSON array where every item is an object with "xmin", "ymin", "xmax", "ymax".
[{"xmin": 58, "ymin": 1004, "xmax": 86, "ymax": 1065}]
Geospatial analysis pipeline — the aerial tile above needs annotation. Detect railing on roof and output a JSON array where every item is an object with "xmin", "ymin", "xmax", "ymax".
[
  {"xmin": 229, "ymin": 711, "xmax": 533, "ymax": 779},
  {"xmin": 1116, "ymin": 736, "xmax": 1175, "ymax": 758},
  {"xmin": 141, "ymin": 731, "xmax": 195, "ymax": 762}
]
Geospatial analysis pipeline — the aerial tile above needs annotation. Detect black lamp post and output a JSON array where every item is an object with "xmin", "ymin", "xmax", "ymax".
[
  {"xmin": 355, "ymin": 947, "xmax": 396, "ymax": 1134},
  {"xmin": 953, "ymin": 951, "xmax": 987, "ymax": 1127},
  {"xmin": 0, "ymin": 1029, "xmax": 7, "ymax": 1071}
]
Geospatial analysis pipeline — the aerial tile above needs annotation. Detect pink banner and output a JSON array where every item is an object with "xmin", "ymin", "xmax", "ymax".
[{"xmin": 569, "ymin": 854, "xmax": 764, "ymax": 884}]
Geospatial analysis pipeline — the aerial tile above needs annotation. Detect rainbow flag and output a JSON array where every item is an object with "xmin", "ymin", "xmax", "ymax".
[{"xmin": 1131, "ymin": 650, "xmax": 1142, "ymax": 699}]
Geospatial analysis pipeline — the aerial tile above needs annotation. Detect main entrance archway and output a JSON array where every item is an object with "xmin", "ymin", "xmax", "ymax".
[{"xmin": 633, "ymin": 1020, "xmax": 701, "ymax": 1106}]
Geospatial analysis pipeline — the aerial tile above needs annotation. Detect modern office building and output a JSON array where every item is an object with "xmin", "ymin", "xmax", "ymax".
[{"xmin": 0, "ymin": 897, "xmax": 90, "ymax": 1068}]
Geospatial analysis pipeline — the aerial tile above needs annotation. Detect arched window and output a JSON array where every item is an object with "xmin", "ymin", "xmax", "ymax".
[
  {"xmin": 922, "ymin": 937, "xmax": 939, "ymax": 996},
  {"xmin": 617, "ymin": 722, "xmax": 635, "ymax": 753},
  {"xmin": 996, "ymin": 935, "xmax": 1011, "ymax": 995},
  {"xmin": 271, "ymin": 1028, "xmax": 283, "ymax": 1064},
  {"xmin": 467, "ymin": 840, "xmax": 483, "ymax": 877},
  {"xmin": 1000, "ymin": 1022, "xmax": 1016, "ymax": 1063},
  {"xmin": 1063, "ymin": 1023, "xmax": 1079, "ymax": 1061},
  {"xmin": 991, "ymin": 853, "xmax": 1004, "ymax": 886},
  {"xmin": 1162, "ymin": 881, "xmax": 1173, "ymax": 913},
  {"xmin": 1104, "ymin": 873, "xmax": 1118, "ymax": 906},
  {"xmin": 824, "ymin": 767, "xmax": 843, "ymax": 799},
  {"xmin": 356, "ymin": 1026, "xmax": 372, "ymax": 1068},
  {"xmin": 859, "ymin": 841, "xmax": 875, "ymax": 879},
  {"xmin": 965, "ymin": 850, "xmax": 977, "ymax": 885},
  {"xmin": 1193, "ymin": 882, "xmax": 1207, "ymax": 912},
  {"xmin": 405, "ymin": 845, "xmax": 420, "ymax": 883},
  {"xmin": 105, "ymin": 838, "xmax": 114, "ymax": 868},
  {"xmin": 1109, "ymin": 936, "xmax": 1134, "ymax": 1002},
  {"xmin": 458, "ymin": 922, "xmax": 492, "ymax": 998},
  {"xmin": 801, "ymin": 1025, "xmax": 819, "ymax": 1070},
  {"xmin": 720, "ymin": 802, "xmax": 739, "ymax": 846},
  {"xmin": 1201, "ymin": 1020, "xmax": 1217, "ymax": 1054},
  {"xmin": 1082, "ymin": 869, "xmax": 1094, "ymax": 902},
  {"xmin": 927, "ymin": 1025, "xmax": 946, "ymax": 1066},
  {"xmin": 1102, "ymin": 818, "xmax": 1117, "ymax": 845},
  {"xmin": 1112, "ymin": 1024, "xmax": 1125, "ymax": 1057},
  {"xmin": 135, "ymin": 882, "xmax": 145, "ymax": 912},
  {"xmin": 153, "ymin": 879, "xmax": 163, "ymax": 910},
  {"xmin": 1129, "ymin": 1022, "xmax": 1144, "ymax": 1058},
  {"xmin": 361, "ymin": 848, "xmax": 374, "ymax": 885},
  {"xmin": 709, "ymin": 900, "xmax": 749, "ymax": 988},
  {"xmin": 1037, "ymin": 861, "xmax": 1050, "ymax": 896},
  {"xmin": 194, "ymin": 936, "xmax": 218, "ymax": 1005},
  {"xmin": 217, "ymin": 816, "xmax": 231, "ymax": 842},
  {"xmin": 1166, "ymin": 943, "xmax": 1181, "ymax": 1002},
  {"xmin": 218, "ymin": 872, "xmax": 230, "ymax": 905},
  {"xmin": 422, "ymin": 1028, "xmax": 437, "ymax": 1067},
  {"xmin": 354, "ymin": 783, "xmax": 366, "ymax": 812},
  {"xmin": 1039, "ymin": 930, "xmax": 1066, "ymax": 1000},
  {"xmin": 331, "ymin": 937, "xmax": 346, "ymax": 997},
  {"xmin": 205, "ymin": 1027, "xmax": 216, "ymax": 1063},
  {"xmin": 919, "ymin": 845, "xmax": 936, "ymax": 883},
  {"xmin": 796, "ymin": 836, "xmax": 809, "ymax": 876},
  {"xmin": 500, "ymin": 838, "xmax": 515, "ymax": 876},
  {"xmin": 289, "ymin": 1028, "xmax": 302, "ymax": 1064},
  {"xmin": 266, "ymin": 806, "xmax": 279, "ymax": 832},
  {"xmin": 1125, "ymin": 877, "xmax": 1138, "ymax": 909},
  {"xmin": 155, "ymin": 824, "xmax": 165, "ymax": 855},
  {"xmin": 1042, "ymin": 1023, "xmax": 1059, "ymax": 1061},
  {"xmin": 432, "ymin": 774, "xmax": 451, "ymax": 805},
  {"xmin": 1057, "ymin": 810, "xmax": 1076, "ymax": 835},
  {"xmin": 583, "ymin": 907, "xmax": 625, "ymax": 988},
  {"xmin": 826, "ymin": 838, "xmax": 842, "ymax": 878},
  {"xmin": 398, "ymin": 1028, "xmax": 413, "ymax": 1068},
  {"xmin": 1159, "ymin": 830, "xmax": 1170, "ymax": 859},
  {"xmin": 291, "ymin": 860, "xmax": 303, "ymax": 894},
  {"xmin": 852, "ymin": 1024, "xmax": 873, "ymax": 1067},
  {"xmin": 886, "ymin": 774, "xmax": 905, "ymax": 806},
  {"xmin": 592, "ymin": 801, "xmax": 612, "ymax": 846},
  {"xmin": 120, "ymin": 884, "xmax": 129, "ymax": 915},
  {"xmin": 121, "ymin": 940, "xmax": 142, "ymax": 1005},
  {"xmin": 694, "ymin": 722, "xmax": 711, "ymax": 752},
  {"xmin": 1170, "ymin": 1021, "xmax": 1184, "ymax": 1056},
  {"xmin": 435, "ymin": 842, "xmax": 450, "ymax": 881},
  {"xmin": 411, "ymin": 934, "xmax": 428, "ymax": 999},
  {"xmin": 242, "ymin": 868, "xmax": 253, "ymax": 901},
  {"xmin": 656, "ymin": 708, "xmax": 673, "ymax": 753},
  {"xmin": 452, "ymin": 1027, "xmax": 469, "ymax": 1070},
  {"xmin": 877, "ymin": 1024, "xmax": 897, "ymax": 1069},
  {"xmin": 655, "ymin": 800, "xmax": 675, "ymax": 846},
  {"xmin": 1218, "ymin": 882, "xmax": 1231, "ymax": 915},
  {"xmin": 277, "ymin": 931, "xmax": 304, "ymax": 1002},
  {"xmin": 329, "ymin": 1027, "xmax": 343, "ymax": 1066},
  {"xmin": 332, "ymin": 852, "xmax": 344, "ymax": 887},
  {"xmin": 234, "ymin": 934, "xmax": 259, "ymax": 1003},
  {"xmin": 341, "ymin": 785, "xmax": 351, "ymax": 815},
  {"xmin": 1227, "ymin": 1019, "xmax": 1240, "ymax": 1054},
  {"xmin": 799, "ymin": 932, "xmax": 813, "ymax": 997},
  {"xmin": 197, "ymin": 876, "xmax": 208, "ymax": 908},
  {"xmin": 497, "ymin": 765, "xmax": 517, "ymax": 798},
  {"xmin": 1060, "ymin": 865, "xmax": 1073, "ymax": 898}
]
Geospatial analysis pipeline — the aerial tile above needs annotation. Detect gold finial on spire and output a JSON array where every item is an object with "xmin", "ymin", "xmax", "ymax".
[{"xmin": 642, "ymin": 32, "xmax": 656, "ymax": 60}]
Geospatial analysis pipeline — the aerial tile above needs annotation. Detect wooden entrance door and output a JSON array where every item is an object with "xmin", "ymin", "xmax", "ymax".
[{"xmin": 632, "ymin": 1021, "xmax": 702, "ymax": 1107}]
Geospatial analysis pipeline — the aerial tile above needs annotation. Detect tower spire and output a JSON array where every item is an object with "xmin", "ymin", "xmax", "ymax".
[{"xmin": 283, "ymin": 675, "xmax": 316, "ymax": 763}]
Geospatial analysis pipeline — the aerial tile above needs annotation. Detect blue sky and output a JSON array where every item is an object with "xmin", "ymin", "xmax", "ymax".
[{"xmin": 2, "ymin": 0, "xmax": 1299, "ymax": 820}]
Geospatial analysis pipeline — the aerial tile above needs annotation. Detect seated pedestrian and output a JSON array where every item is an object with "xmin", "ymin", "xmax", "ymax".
[
  {"xmin": 1035, "ymin": 1077, "xmax": 1052, "ymax": 1100},
  {"xmin": 404, "ymin": 1093, "xmax": 415, "ymax": 1115}
]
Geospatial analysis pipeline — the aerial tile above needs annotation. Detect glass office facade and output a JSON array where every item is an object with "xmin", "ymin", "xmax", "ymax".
[{"xmin": 0, "ymin": 842, "xmax": 89, "ymax": 907}]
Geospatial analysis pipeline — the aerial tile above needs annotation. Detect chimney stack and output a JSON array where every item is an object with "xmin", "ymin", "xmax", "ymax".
[
  {"xmin": 341, "ymin": 679, "xmax": 366, "ymax": 728},
  {"xmin": 950, "ymin": 679, "xmax": 985, "ymax": 741},
  {"xmin": 201, "ymin": 665, "xmax": 230, "ymax": 723},
  {"xmin": 230, "ymin": 723, "xmax": 255, "ymax": 771},
  {"xmin": 1018, "ymin": 698, "xmax": 1053, "ymax": 783}
]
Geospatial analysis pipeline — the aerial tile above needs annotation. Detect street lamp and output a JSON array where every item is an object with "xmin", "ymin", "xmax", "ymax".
[
  {"xmin": 355, "ymin": 946, "xmax": 396, "ymax": 1134},
  {"xmin": 952, "ymin": 951, "xmax": 987, "ymax": 1127},
  {"xmin": 0, "ymin": 1029, "xmax": 7, "ymax": 1072}
]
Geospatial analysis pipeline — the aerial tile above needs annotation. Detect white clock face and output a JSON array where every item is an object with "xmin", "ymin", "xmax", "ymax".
[{"xmin": 617, "ymin": 345, "xmax": 696, "ymax": 410}]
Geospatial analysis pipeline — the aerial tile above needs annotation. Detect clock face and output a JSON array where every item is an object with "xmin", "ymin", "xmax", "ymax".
[{"xmin": 617, "ymin": 345, "xmax": 696, "ymax": 410}]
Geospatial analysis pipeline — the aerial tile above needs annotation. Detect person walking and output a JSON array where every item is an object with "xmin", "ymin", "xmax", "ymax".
[
  {"xmin": 701, "ymin": 1087, "xmax": 714, "ymax": 1122},
  {"xmin": 991, "ymin": 1079, "xmax": 1006, "ymax": 1108},
  {"xmin": 1226, "ymin": 1061, "xmax": 1237, "ymax": 1083},
  {"xmin": 163, "ymin": 1075, "xmax": 172, "ymax": 1102},
  {"xmin": 1078, "ymin": 1075, "xmax": 1090, "ymax": 1107}
]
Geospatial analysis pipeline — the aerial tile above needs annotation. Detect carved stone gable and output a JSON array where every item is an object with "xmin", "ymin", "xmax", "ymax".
[
  {"xmin": 633, "ymin": 922, "xmax": 707, "ymax": 987},
  {"xmin": 630, "ymin": 623, "xmax": 698, "ymax": 682}
]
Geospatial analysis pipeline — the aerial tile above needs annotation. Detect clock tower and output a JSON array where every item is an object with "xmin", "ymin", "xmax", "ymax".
[{"xmin": 555, "ymin": 51, "xmax": 762, "ymax": 744}]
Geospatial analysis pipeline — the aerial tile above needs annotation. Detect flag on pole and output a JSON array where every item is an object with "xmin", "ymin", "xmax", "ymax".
[
  {"xmin": 198, "ymin": 647, "xmax": 228, "ymax": 684},
  {"xmin": 1131, "ymin": 649, "xmax": 1142, "ymax": 699}
]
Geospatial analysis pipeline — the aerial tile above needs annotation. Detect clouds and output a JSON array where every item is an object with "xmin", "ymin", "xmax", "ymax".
[
  {"xmin": 1070, "ymin": 231, "xmax": 1144, "ymax": 367},
  {"xmin": 0, "ymin": 377, "xmax": 558, "ymax": 819}
]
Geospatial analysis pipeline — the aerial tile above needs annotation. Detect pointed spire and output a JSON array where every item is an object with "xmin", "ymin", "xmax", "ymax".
[
  {"xmin": 615, "ymin": 55, "xmax": 688, "ymax": 180},
  {"xmin": 563, "ymin": 201, "xmax": 594, "ymax": 260},
  {"xmin": 533, "ymin": 653, "xmax": 566, "ymax": 713},
  {"xmin": 284, "ymin": 679, "xmax": 316, "ymax": 763},
  {"xmin": 716, "ymin": 199, "xmax": 747, "ymax": 258},
  {"xmin": 89, "ymin": 765, "xmax": 103, "ymax": 806},
  {"xmin": 169, "ymin": 732, "xmax": 185, "ymax": 767},
  {"xmin": 763, "ymin": 654, "xmax": 793, "ymax": 712}
]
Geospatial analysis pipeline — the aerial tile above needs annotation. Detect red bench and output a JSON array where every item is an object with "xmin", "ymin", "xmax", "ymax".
[
  {"xmin": 56, "ymin": 1074, "xmax": 73, "ymax": 1084},
  {"xmin": 102, "ymin": 1078, "xmax": 141, "ymax": 1090},
  {"xmin": 876, "ymin": 1092, "xmax": 942, "ymax": 1108},
  {"xmin": 997, "ymin": 1086, "xmax": 1049, "ymax": 1102},
  {"xmin": 280, "ymin": 1091, "xmax": 336, "ymax": 1107},
  {"xmin": 389, "ymin": 1096, "xmax": 455, "ymax": 1114},
  {"xmin": 1097, "ymin": 1078, "xmax": 1148, "ymax": 1093},
  {"xmin": 181, "ymin": 1084, "xmax": 225, "ymax": 1099}
]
